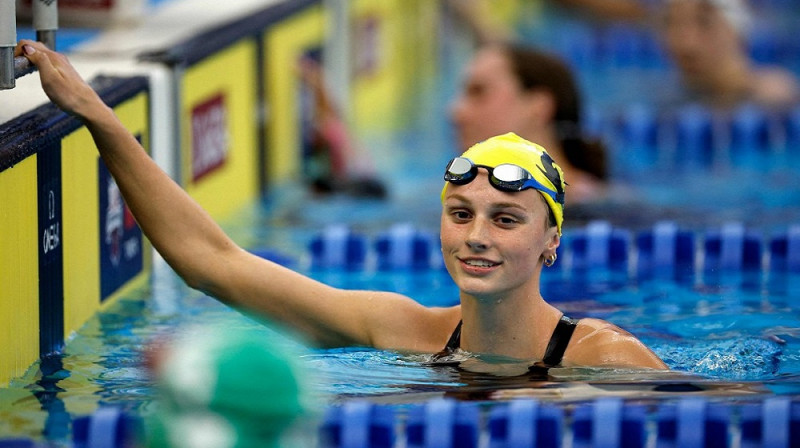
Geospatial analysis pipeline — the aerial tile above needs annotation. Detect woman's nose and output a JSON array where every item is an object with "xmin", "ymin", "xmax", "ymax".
[{"xmin": 465, "ymin": 218, "xmax": 490, "ymax": 250}]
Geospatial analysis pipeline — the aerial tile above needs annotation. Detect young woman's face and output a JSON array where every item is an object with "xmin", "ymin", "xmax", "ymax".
[
  {"xmin": 662, "ymin": 0, "xmax": 742, "ymax": 88},
  {"xmin": 450, "ymin": 48, "xmax": 536, "ymax": 152},
  {"xmin": 440, "ymin": 170, "xmax": 558, "ymax": 301}
]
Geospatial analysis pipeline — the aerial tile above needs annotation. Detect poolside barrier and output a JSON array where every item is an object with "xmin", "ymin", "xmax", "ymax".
[
  {"xmin": 674, "ymin": 103, "xmax": 717, "ymax": 169},
  {"xmin": 572, "ymin": 398, "xmax": 647, "ymax": 448},
  {"xmin": 320, "ymin": 400, "xmax": 396, "ymax": 448},
  {"xmin": 609, "ymin": 100, "xmax": 800, "ymax": 176},
  {"xmin": 71, "ymin": 407, "xmax": 142, "ymax": 448},
  {"xmin": 656, "ymin": 398, "xmax": 732, "ymax": 448},
  {"xmin": 567, "ymin": 221, "xmax": 631, "ymax": 271},
  {"xmin": 306, "ymin": 220, "xmax": 800, "ymax": 277},
  {"xmin": 740, "ymin": 397, "xmax": 800, "ymax": 448},
  {"xmin": 374, "ymin": 223, "xmax": 441, "ymax": 271},
  {"xmin": 769, "ymin": 224, "xmax": 800, "ymax": 272},
  {"xmin": 729, "ymin": 104, "xmax": 773, "ymax": 159},
  {"xmin": 545, "ymin": 16, "xmax": 798, "ymax": 73},
  {"xmin": 5, "ymin": 396, "xmax": 796, "ymax": 447},
  {"xmin": 703, "ymin": 222, "xmax": 764, "ymax": 272},
  {"xmin": 309, "ymin": 224, "xmax": 368, "ymax": 270},
  {"xmin": 635, "ymin": 221, "xmax": 696, "ymax": 277},
  {"xmin": 405, "ymin": 398, "xmax": 481, "ymax": 448},
  {"xmin": 0, "ymin": 75, "xmax": 152, "ymax": 386},
  {"xmin": 487, "ymin": 399, "xmax": 563, "ymax": 448}
]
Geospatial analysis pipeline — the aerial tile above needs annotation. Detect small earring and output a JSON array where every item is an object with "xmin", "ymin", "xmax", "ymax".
[{"xmin": 544, "ymin": 253, "xmax": 557, "ymax": 267}]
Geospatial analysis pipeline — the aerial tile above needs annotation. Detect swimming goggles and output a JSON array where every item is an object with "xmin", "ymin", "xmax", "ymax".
[{"xmin": 443, "ymin": 157, "xmax": 563, "ymax": 204}]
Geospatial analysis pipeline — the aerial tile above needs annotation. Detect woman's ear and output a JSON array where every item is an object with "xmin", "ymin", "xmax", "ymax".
[
  {"xmin": 546, "ymin": 230, "xmax": 560, "ymax": 254},
  {"xmin": 525, "ymin": 89, "xmax": 557, "ymax": 126}
]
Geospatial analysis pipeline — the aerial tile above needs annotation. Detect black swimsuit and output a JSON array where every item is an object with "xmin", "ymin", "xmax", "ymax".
[{"xmin": 440, "ymin": 315, "xmax": 580, "ymax": 367}]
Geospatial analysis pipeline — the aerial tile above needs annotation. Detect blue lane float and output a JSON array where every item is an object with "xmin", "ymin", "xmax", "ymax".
[
  {"xmin": 5, "ymin": 396, "xmax": 800, "ymax": 447},
  {"xmin": 614, "ymin": 102, "xmax": 661, "ymax": 172},
  {"xmin": 309, "ymin": 224, "xmax": 368, "ymax": 270},
  {"xmin": 405, "ymin": 399, "xmax": 480, "ymax": 448},
  {"xmin": 568, "ymin": 220, "xmax": 630, "ymax": 271},
  {"xmin": 635, "ymin": 221, "xmax": 696, "ymax": 278},
  {"xmin": 572, "ymin": 398, "xmax": 648, "ymax": 448},
  {"xmin": 320, "ymin": 400, "xmax": 396, "ymax": 448},
  {"xmin": 306, "ymin": 220, "xmax": 800, "ymax": 276},
  {"xmin": 729, "ymin": 103, "xmax": 774, "ymax": 160},
  {"xmin": 673, "ymin": 103, "xmax": 716, "ymax": 169},
  {"xmin": 703, "ymin": 222, "xmax": 764, "ymax": 272},
  {"xmin": 487, "ymin": 399, "xmax": 563, "ymax": 448},
  {"xmin": 739, "ymin": 397, "xmax": 800, "ymax": 448},
  {"xmin": 374, "ymin": 223, "xmax": 440, "ymax": 271},
  {"xmin": 656, "ymin": 398, "xmax": 731, "ymax": 448},
  {"xmin": 608, "ymin": 101, "xmax": 800, "ymax": 171},
  {"xmin": 769, "ymin": 224, "xmax": 800, "ymax": 272},
  {"xmin": 71, "ymin": 407, "xmax": 142, "ymax": 448}
]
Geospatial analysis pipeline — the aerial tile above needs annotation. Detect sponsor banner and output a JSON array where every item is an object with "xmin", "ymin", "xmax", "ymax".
[
  {"xmin": 182, "ymin": 39, "xmax": 258, "ymax": 218},
  {"xmin": 191, "ymin": 93, "xmax": 229, "ymax": 182},
  {"xmin": 98, "ymin": 139, "xmax": 143, "ymax": 301},
  {"xmin": 37, "ymin": 141, "xmax": 64, "ymax": 357}
]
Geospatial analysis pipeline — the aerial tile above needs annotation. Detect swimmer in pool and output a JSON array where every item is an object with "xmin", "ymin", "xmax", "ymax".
[
  {"xmin": 450, "ymin": 43, "xmax": 608, "ymax": 205},
  {"xmin": 660, "ymin": 0, "xmax": 800, "ymax": 108},
  {"xmin": 16, "ymin": 40, "xmax": 667, "ymax": 370}
]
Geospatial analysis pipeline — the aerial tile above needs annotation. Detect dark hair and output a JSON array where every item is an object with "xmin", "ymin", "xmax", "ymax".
[{"xmin": 503, "ymin": 44, "xmax": 608, "ymax": 181}]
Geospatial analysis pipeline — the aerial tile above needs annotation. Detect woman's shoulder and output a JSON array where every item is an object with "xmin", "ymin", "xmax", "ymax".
[{"xmin": 565, "ymin": 318, "xmax": 667, "ymax": 369}]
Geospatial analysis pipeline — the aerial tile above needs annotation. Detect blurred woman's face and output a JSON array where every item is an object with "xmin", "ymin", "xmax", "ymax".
[
  {"xmin": 450, "ymin": 48, "xmax": 537, "ymax": 152},
  {"xmin": 662, "ymin": 0, "xmax": 742, "ymax": 89}
]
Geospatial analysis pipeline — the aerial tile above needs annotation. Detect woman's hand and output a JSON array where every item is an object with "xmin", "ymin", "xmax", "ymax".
[{"xmin": 14, "ymin": 39, "xmax": 104, "ymax": 120}]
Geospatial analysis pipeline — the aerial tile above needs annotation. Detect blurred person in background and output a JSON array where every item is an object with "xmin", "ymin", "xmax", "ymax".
[
  {"xmin": 296, "ymin": 55, "xmax": 387, "ymax": 199},
  {"xmin": 661, "ymin": 0, "xmax": 800, "ymax": 109},
  {"xmin": 446, "ymin": 0, "xmax": 611, "ymax": 205},
  {"xmin": 450, "ymin": 42, "xmax": 609, "ymax": 205}
]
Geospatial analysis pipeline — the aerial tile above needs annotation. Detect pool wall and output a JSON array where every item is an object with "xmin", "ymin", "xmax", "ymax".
[
  {"xmin": 0, "ymin": 77, "xmax": 152, "ymax": 386},
  {"xmin": 0, "ymin": 0, "xmax": 463, "ymax": 388}
]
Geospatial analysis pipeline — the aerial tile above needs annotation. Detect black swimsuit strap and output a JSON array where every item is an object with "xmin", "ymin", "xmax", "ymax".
[
  {"xmin": 441, "ymin": 315, "xmax": 579, "ymax": 367},
  {"xmin": 443, "ymin": 320, "xmax": 462, "ymax": 353},
  {"xmin": 541, "ymin": 315, "xmax": 579, "ymax": 367}
]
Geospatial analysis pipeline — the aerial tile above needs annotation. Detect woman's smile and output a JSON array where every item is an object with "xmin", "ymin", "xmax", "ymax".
[{"xmin": 459, "ymin": 256, "xmax": 502, "ymax": 274}]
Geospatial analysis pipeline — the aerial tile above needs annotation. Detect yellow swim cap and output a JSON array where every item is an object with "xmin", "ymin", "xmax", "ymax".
[{"xmin": 441, "ymin": 132, "xmax": 566, "ymax": 234}]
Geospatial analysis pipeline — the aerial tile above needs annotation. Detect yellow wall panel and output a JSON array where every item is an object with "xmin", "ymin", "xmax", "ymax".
[
  {"xmin": 182, "ymin": 40, "xmax": 259, "ymax": 218},
  {"xmin": 264, "ymin": 5, "xmax": 325, "ymax": 182},
  {"xmin": 349, "ymin": 0, "xmax": 439, "ymax": 133},
  {"xmin": 62, "ymin": 92, "xmax": 151, "ymax": 341},
  {"xmin": 61, "ymin": 128, "xmax": 101, "ymax": 339},
  {"xmin": 0, "ymin": 157, "xmax": 40, "ymax": 387}
]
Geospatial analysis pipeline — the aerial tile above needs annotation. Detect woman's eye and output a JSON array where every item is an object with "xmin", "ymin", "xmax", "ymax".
[
  {"xmin": 452, "ymin": 210, "xmax": 471, "ymax": 220},
  {"xmin": 497, "ymin": 216, "xmax": 519, "ymax": 226}
]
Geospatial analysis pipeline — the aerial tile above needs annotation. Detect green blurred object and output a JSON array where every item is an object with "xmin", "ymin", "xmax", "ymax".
[{"xmin": 146, "ymin": 325, "xmax": 312, "ymax": 448}]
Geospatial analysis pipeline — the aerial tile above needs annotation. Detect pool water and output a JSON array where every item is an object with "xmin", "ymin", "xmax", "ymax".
[
  {"xmin": 4, "ymin": 4, "xmax": 800, "ymax": 443},
  {"xmin": 3, "ymin": 185, "xmax": 800, "ymax": 443}
]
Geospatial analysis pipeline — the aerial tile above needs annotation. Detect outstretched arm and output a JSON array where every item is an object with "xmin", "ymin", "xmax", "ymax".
[
  {"xmin": 14, "ymin": 40, "xmax": 455, "ymax": 351},
  {"xmin": 15, "ymin": 41, "xmax": 236, "ymax": 296}
]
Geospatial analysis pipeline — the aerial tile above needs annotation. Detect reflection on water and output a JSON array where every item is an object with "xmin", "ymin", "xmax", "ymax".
[{"xmin": 307, "ymin": 346, "xmax": 792, "ymax": 405}]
